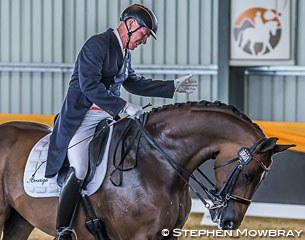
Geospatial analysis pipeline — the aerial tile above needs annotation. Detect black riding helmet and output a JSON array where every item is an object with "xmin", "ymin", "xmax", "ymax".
[{"xmin": 120, "ymin": 4, "xmax": 158, "ymax": 41}]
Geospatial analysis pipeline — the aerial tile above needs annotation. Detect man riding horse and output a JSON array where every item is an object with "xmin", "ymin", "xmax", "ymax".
[{"xmin": 44, "ymin": 4, "xmax": 197, "ymax": 239}]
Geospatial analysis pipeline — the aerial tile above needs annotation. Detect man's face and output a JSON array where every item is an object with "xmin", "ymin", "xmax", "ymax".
[{"xmin": 128, "ymin": 20, "xmax": 151, "ymax": 50}]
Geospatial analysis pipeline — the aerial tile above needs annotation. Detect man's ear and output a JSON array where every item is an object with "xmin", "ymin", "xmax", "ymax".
[
  {"xmin": 126, "ymin": 18, "xmax": 135, "ymax": 28},
  {"xmin": 127, "ymin": 18, "xmax": 137, "ymax": 29}
]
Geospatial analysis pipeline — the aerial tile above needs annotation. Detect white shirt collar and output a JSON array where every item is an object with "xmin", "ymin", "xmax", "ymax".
[{"xmin": 113, "ymin": 28, "xmax": 124, "ymax": 56}]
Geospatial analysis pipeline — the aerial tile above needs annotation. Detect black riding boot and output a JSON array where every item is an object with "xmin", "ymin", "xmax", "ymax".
[{"xmin": 55, "ymin": 167, "xmax": 83, "ymax": 240}]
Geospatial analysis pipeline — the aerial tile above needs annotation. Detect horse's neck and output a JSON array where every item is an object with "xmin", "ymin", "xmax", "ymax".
[{"xmin": 146, "ymin": 108, "xmax": 262, "ymax": 173}]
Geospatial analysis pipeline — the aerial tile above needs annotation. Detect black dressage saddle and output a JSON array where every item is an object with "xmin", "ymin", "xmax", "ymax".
[{"xmin": 57, "ymin": 119, "xmax": 111, "ymax": 188}]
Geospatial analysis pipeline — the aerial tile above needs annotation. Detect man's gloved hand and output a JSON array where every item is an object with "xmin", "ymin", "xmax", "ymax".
[
  {"xmin": 174, "ymin": 74, "xmax": 198, "ymax": 93},
  {"xmin": 122, "ymin": 102, "xmax": 143, "ymax": 118}
]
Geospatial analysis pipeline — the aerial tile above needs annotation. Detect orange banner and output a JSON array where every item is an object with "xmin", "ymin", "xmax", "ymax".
[
  {"xmin": 0, "ymin": 114, "xmax": 54, "ymax": 126},
  {"xmin": 0, "ymin": 114, "xmax": 303, "ymax": 152},
  {"xmin": 255, "ymin": 121, "xmax": 305, "ymax": 152}
]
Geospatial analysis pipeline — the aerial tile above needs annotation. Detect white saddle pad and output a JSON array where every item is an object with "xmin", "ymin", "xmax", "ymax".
[{"xmin": 23, "ymin": 126, "xmax": 113, "ymax": 198}]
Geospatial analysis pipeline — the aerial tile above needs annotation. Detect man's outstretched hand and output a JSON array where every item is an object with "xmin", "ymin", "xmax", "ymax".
[{"xmin": 174, "ymin": 74, "xmax": 198, "ymax": 93}]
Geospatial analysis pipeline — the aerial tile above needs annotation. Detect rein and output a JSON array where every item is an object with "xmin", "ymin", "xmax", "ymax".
[
  {"xmin": 104, "ymin": 115, "xmax": 272, "ymax": 223},
  {"xmin": 109, "ymin": 118, "xmax": 143, "ymax": 186},
  {"xmin": 133, "ymin": 118, "xmax": 272, "ymax": 214},
  {"xmin": 134, "ymin": 119, "xmax": 219, "ymax": 208}
]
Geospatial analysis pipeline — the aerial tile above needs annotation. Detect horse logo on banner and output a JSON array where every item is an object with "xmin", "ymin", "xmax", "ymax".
[{"xmin": 233, "ymin": 8, "xmax": 282, "ymax": 56}]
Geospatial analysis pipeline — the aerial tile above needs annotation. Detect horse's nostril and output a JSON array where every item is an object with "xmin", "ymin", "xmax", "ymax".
[{"xmin": 222, "ymin": 219, "xmax": 235, "ymax": 230}]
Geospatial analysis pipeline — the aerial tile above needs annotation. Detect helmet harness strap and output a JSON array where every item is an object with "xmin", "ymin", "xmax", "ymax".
[{"xmin": 123, "ymin": 20, "xmax": 142, "ymax": 49}]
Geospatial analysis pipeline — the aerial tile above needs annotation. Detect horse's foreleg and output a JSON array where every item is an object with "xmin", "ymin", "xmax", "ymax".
[{"xmin": 2, "ymin": 209, "xmax": 34, "ymax": 240}]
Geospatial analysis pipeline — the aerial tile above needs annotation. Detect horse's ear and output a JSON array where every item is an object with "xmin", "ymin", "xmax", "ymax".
[
  {"xmin": 257, "ymin": 137, "xmax": 278, "ymax": 153},
  {"xmin": 273, "ymin": 144, "xmax": 296, "ymax": 154},
  {"xmin": 257, "ymin": 137, "xmax": 296, "ymax": 154}
]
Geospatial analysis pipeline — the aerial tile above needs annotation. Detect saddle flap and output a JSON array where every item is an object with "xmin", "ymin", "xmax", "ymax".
[
  {"xmin": 84, "ymin": 119, "xmax": 111, "ymax": 187},
  {"xmin": 57, "ymin": 159, "xmax": 70, "ymax": 187}
]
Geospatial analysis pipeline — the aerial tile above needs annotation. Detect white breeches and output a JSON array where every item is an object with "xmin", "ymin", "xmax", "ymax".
[{"xmin": 67, "ymin": 110, "xmax": 112, "ymax": 180}]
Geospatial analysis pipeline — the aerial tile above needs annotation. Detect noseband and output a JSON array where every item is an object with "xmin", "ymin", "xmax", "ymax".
[
  {"xmin": 211, "ymin": 138, "xmax": 272, "ymax": 209},
  {"xmin": 134, "ymin": 119, "xmax": 272, "ymax": 219}
]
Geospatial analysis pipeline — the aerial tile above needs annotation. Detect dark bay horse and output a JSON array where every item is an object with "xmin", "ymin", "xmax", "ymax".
[{"xmin": 0, "ymin": 101, "xmax": 293, "ymax": 239}]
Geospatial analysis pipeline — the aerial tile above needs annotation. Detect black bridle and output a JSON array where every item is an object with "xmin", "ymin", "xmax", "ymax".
[
  {"xmin": 134, "ymin": 119, "xmax": 272, "ymax": 222},
  {"xmin": 211, "ymin": 138, "xmax": 272, "ymax": 208}
]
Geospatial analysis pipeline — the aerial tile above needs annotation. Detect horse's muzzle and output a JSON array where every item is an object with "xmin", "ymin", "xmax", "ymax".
[
  {"xmin": 209, "ymin": 204, "xmax": 241, "ymax": 230},
  {"xmin": 219, "ymin": 218, "xmax": 236, "ymax": 230},
  {"xmin": 218, "ymin": 206, "xmax": 241, "ymax": 230}
]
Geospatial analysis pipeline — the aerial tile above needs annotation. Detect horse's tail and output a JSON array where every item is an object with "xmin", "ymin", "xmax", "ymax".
[{"xmin": 236, "ymin": 29, "xmax": 244, "ymax": 47}]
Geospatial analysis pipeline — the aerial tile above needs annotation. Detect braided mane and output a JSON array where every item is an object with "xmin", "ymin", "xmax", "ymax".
[{"xmin": 149, "ymin": 100, "xmax": 263, "ymax": 135}]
